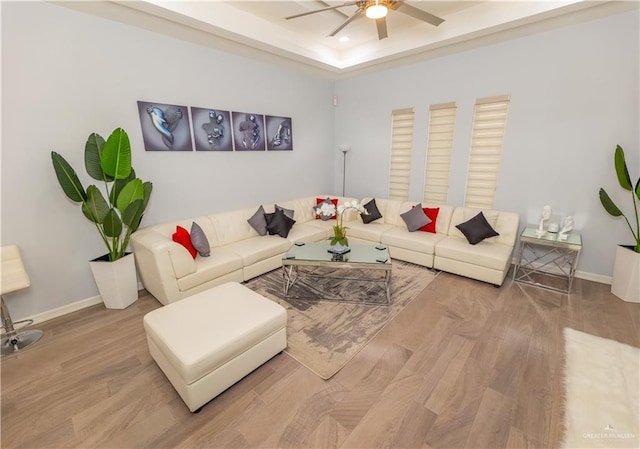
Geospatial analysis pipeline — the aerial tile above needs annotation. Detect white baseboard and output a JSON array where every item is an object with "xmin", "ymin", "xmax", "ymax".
[
  {"xmin": 575, "ymin": 270, "xmax": 611, "ymax": 285},
  {"xmin": 30, "ymin": 295, "xmax": 104, "ymax": 325},
  {"xmin": 25, "ymin": 281, "xmax": 146, "ymax": 326}
]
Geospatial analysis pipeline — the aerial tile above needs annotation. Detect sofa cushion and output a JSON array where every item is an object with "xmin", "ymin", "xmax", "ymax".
[
  {"xmin": 381, "ymin": 227, "xmax": 445, "ymax": 255},
  {"xmin": 285, "ymin": 222, "xmax": 328, "ymax": 243},
  {"xmin": 400, "ymin": 204, "xmax": 431, "ymax": 232},
  {"xmin": 190, "ymin": 222, "xmax": 210, "ymax": 257},
  {"xmin": 172, "ymin": 226, "xmax": 197, "ymax": 259},
  {"xmin": 362, "ymin": 198, "xmax": 383, "ymax": 224},
  {"xmin": 419, "ymin": 207, "xmax": 440, "ymax": 233},
  {"xmin": 435, "ymin": 237, "xmax": 513, "ymax": 271},
  {"xmin": 346, "ymin": 221, "xmax": 395, "ymax": 243},
  {"xmin": 456, "ymin": 212, "xmax": 500, "ymax": 245},
  {"xmin": 222, "ymin": 236, "xmax": 291, "ymax": 267},
  {"xmin": 265, "ymin": 209, "xmax": 296, "ymax": 238},
  {"xmin": 209, "ymin": 208, "xmax": 263, "ymax": 246},
  {"xmin": 247, "ymin": 205, "xmax": 268, "ymax": 236},
  {"xmin": 176, "ymin": 249, "xmax": 244, "ymax": 292}
]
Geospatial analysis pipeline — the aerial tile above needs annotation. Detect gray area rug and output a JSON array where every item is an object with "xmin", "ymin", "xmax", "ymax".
[{"xmin": 246, "ymin": 260, "xmax": 438, "ymax": 379}]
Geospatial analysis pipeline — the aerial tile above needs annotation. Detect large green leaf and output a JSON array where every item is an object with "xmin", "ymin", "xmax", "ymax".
[
  {"xmin": 103, "ymin": 208, "xmax": 123, "ymax": 238},
  {"xmin": 116, "ymin": 178, "xmax": 144, "ymax": 213},
  {"xmin": 614, "ymin": 145, "xmax": 632, "ymax": 191},
  {"xmin": 84, "ymin": 133, "xmax": 112, "ymax": 182},
  {"xmin": 101, "ymin": 128, "xmax": 132, "ymax": 180},
  {"xmin": 51, "ymin": 151, "xmax": 87, "ymax": 202},
  {"xmin": 636, "ymin": 178, "xmax": 640, "ymax": 201},
  {"xmin": 141, "ymin": 181, "xmax": 153, "ymax": 211},
  {"xmin": 111, "ymin": 168, "xmax": 136, "ymax": 206},
  {"xmin": 122, "ymin": 199, "xmax": 144, "ymax": 231},
  {"xmin": 82, "ymin": 185, "xmax": 110, "ymax": 223},
  {"xmin": 599, "ymin": 188, "xmax": 623, "ymax": 217}
]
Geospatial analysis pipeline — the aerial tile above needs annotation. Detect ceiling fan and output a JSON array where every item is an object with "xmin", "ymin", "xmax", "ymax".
[{"xmin": 285, "ymin": 0, "xmax": 445, "ymax": 40}]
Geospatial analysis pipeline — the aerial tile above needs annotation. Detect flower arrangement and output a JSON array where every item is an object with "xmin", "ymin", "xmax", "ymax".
[{"xmin": 329, "ymin": 201, "xmax": 368, "ymax": 247}]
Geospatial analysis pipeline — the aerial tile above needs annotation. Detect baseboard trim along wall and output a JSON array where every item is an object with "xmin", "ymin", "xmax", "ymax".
[
  {"xmin": 15, "ymin": 272, "xmax": 612, "ymax": 328},
  {"xmin": 25, "ymin": 281, "xmax": 146, "ymax": 326},
  {"xmin": 575, "ymin": 270, "xmax": 611, "ymax": 285},
  {"xmin": 30, "ymin": 295, "xmax": 104, "ymax": 325}
]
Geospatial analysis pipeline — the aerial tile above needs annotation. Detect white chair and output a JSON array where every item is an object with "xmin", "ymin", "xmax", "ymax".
[{"xmin": 1, "ymin": 245, "xmax": 43, "ymax": 356}]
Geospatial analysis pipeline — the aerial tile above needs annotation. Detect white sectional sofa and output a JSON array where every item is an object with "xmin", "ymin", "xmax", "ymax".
[{"xmin": 130, "ymin": 195, "xmax": 519, "ymax": 305}]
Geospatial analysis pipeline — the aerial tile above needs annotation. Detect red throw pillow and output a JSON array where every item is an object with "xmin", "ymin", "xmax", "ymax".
[
  {"xmin": 315, "ymin": 197, "xmax": 338, "ymax": 220},
  {"xmin": 419, "ymin": 207, "xmax": 440, "ymax": 233},
  {"xmin": 172, "ymin": 226, "xmax": 197, "ymax": 259}
]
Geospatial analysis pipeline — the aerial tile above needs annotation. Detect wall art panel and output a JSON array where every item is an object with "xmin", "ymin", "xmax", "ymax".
[
  {"xmin": 137, "ymin": 101, "xmax": 193, "ymax": 151},
  {"xmin": 266, "ymin": 115, "xmax": 293, "ymax": 151},
  {"xmin": 232, "ymin": 112, "xmax": 266, "ymax": 151},
  {"xmin": 191, "ymin": 107, "xmax": 233, "ymax": 151}
]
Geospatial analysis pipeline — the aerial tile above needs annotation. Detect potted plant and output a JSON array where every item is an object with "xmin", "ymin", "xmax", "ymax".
[
  {"xmin": 51, "ymin": 128, "xmax": 153, "ymax": 309},
  {"xmin": 327, "ymin": 201, "xmax": 368, "ymax": 252},
  {"xmin": 598, "ymin": 144, "xmax": 639, "ymax": 303}
]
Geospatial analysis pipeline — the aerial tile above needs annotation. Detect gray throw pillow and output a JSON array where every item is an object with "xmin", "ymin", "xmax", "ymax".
[
  {"xmin": 190, "ymin": 221, "xmax": 210, "ymax": 257},
  {"xmin": 247, "ymin": 205, "xmax": 268, "ymax": 236},
  {"xmin": 362, "ymin": 198, "xmax": 382, "ymax": 224},
  {"xmin": 275, "ymin": 204, "xmax": 295, "ymax": 220},
  {"xmin": 400, "ymin": 204, "xmax": 432, "ymax": 232},
  {"xmin": 456, "ymin": 212, "xmax": 500, "ymax": 245}
]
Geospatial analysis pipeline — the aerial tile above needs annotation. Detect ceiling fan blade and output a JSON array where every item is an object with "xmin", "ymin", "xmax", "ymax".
[
  {"xmin": 285, "ymin": 2, "xmax": 357, "ymax": 20},
  {"xmin": 328, "ymin": 8, "xmax": 364, "ymax": 37},
  {"xmin": 376, "ymin": 17, "xmax": 388, "ymax": 40},
  {"xmin": 395, "ymin": 2, "xmax": 445, "ymax": 27}
]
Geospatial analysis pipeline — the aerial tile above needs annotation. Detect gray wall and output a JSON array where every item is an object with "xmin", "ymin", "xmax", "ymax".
[
  {"xmin": 1, "ymin": 2, "xmax": 638, "ymax": 321},
  {"xmin": 1, "ymin": 1, "xmax": 334, "ymax": 319},
  {"xmin": 333, "ymin": 9, "xmax": 639, "ymax": 278}
]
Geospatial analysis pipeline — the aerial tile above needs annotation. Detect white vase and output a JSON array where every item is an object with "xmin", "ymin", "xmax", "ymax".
[
  {"xmin": 89, "ymin": 252, "xmax": 138, "ymax": 309},
  {"xmin": 611, "ymin": 245, "xmax": 640, "ymax": 303}
]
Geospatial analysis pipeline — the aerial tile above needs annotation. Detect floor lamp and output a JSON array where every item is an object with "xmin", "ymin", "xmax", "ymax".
[{"xmin": 339, "ymin": 145, "xmax": 351, "ymax": 196}]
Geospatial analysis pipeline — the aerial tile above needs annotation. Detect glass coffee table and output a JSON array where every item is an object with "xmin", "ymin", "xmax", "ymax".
[{"xmin": 282, "ymin": 242, "xmax": 392, "ymax": 305}]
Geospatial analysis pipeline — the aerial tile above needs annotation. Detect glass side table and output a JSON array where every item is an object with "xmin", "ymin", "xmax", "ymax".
[{"xmin": 512, "ymin": 225, "xmax": 582, "ymax": 294}]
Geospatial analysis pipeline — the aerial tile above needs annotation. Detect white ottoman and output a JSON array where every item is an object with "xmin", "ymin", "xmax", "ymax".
[{"xmin": 143, "ymin": 281, "xmax": 287, "ymax": 412}]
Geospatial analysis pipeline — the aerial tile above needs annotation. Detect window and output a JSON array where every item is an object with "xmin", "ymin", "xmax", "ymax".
[
  {"xmin": 423, "ymin": 102, "xmax": 456, "ymax": 204},
  {"xmin": 388, "ymin": 108, "xmax": 414, "ymax": 200},
  {"xmin": 464, "ymin": 95, "xmax": 510, "ymax": 209}
]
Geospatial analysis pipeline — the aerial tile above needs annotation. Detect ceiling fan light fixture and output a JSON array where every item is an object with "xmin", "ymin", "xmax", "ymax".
[{"xmin": 365, "ymin": 1, "xmax": 388, "ymax": 20}]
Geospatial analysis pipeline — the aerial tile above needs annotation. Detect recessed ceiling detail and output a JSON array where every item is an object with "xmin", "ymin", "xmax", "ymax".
[
  {"xmin": 285, "ymin": 0, "xmax": 444, "ymax": 41},
  {"xmin": 74, "ymin": 1, "xmax": 638, "ymax": 77}
]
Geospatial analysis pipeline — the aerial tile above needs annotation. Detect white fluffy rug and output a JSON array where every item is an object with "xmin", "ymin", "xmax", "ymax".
[{"xmin": 562, "ymin": 328, "xmax": 639, "ymax": 448}]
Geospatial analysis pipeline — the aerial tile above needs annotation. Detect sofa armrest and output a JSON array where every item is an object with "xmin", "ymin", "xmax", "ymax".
[{"xmin": 131, "ymin": 229, "xmax": 196, "ymax": 305}]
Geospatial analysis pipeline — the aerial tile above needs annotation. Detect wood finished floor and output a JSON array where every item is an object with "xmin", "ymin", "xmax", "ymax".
[{"xmin": 1, "ymin": 270, "xmax": 639, "ymax": 449}]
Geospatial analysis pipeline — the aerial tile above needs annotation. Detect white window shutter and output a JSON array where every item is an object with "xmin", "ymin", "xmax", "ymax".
[
  {"xmin": 388, "ymin": 108, "xmax": 414, "ymax": 201},
  {"xmin": 464, "ymin": 95, "xmax": 510, "ymax": 209},
  {"xmin": 423, "ymin": 102, "xmax": 456, "ymax": 205}
]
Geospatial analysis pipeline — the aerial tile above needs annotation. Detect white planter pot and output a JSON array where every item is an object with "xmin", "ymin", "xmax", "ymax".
[
  {"xmin": 611, "ymin": 245, "xmax": 640, "ymax": 303},
  {"xmin": 89, "ymin": 253, "xmax": 138, "ymax": 309}
]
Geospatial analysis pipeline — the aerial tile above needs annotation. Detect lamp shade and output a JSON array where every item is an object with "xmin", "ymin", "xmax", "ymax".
[{"xmin": 366, "ymin": 2, "xmax": 388, "ymax": 19}]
